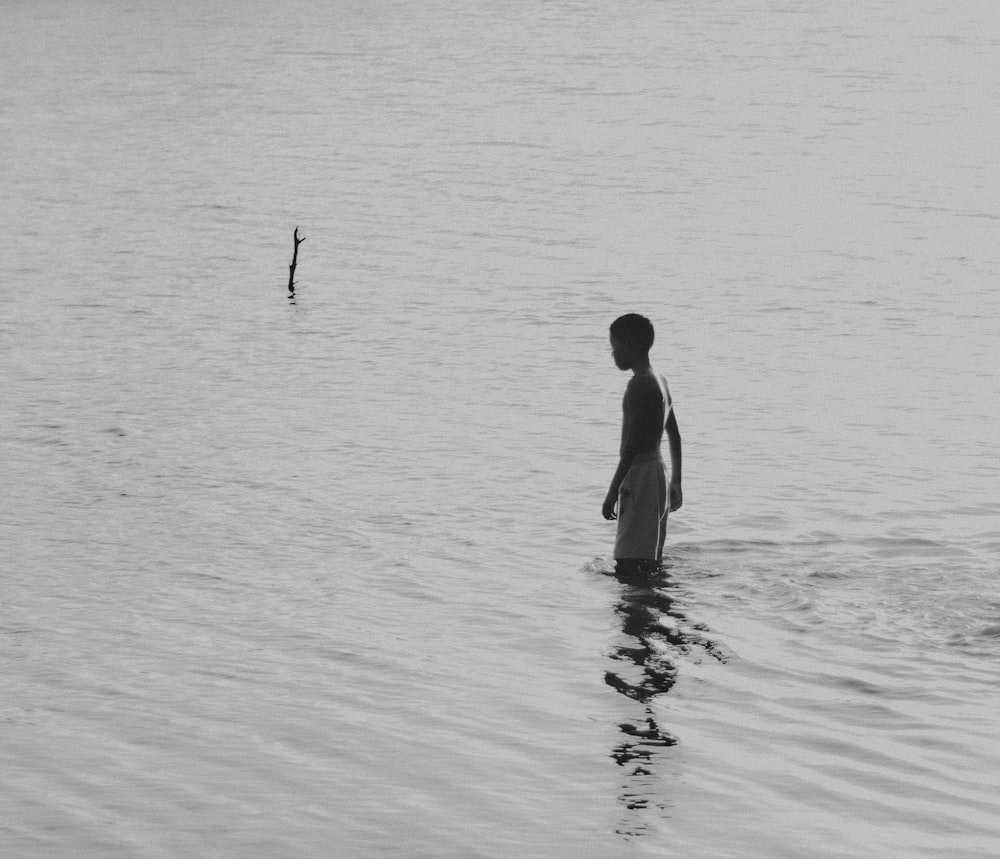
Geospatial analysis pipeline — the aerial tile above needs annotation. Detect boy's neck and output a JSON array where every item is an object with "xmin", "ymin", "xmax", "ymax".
[{"xmin": 630, "ymin": 354, "xmax": 652, "ymax": 374}]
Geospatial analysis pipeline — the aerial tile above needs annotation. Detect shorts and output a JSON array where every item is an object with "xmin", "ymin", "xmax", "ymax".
[{"xmin": 614, "ymin": 452, "xmax": 668, "ymax": 561}]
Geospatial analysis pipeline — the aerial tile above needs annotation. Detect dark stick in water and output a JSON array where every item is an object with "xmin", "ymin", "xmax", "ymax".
[{"xmin": 288, "ymin": 227, "xmax": 305, "ymax": 294}]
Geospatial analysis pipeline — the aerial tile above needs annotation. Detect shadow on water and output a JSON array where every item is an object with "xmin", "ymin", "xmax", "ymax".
[{"xmin": 603, "ymin": 559, "xmax": 725, "ymax": 838}]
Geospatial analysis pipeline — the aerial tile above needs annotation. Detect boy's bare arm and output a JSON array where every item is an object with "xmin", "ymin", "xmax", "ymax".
[
  {"xmin": 602, "ymin": 379, "xmax": 653, "ymax": 520},
  {"xmin": 602, "ymin": 453, "xmax": 635, "ymax": 520},
  {"xmin": 666, "ymin": 408, "xmax": 683, "ymax": 511},
  {"xmin": 602, "ymin": 407, "xmax": 634, "ymax": 519}
]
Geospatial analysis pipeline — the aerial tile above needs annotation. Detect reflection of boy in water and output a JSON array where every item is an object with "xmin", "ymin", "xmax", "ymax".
[{"xmin": 602, "ymin": 314, "xmax": 683, "ymax": 568}]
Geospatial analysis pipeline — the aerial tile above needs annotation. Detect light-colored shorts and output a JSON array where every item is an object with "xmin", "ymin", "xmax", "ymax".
[{"xmin": 614, "ymin": 452, "xmax": 668, "ymax": 561}]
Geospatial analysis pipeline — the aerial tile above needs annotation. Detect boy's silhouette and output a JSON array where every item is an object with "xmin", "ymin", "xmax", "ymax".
[{"xmin": 603, "ymin": 314, "xmax": 682, "ymax": 571}]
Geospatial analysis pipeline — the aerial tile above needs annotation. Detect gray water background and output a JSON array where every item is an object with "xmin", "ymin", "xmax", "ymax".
[{"xmin": 2, "ymin": 1, "xmax": 999, "ymax": 856}]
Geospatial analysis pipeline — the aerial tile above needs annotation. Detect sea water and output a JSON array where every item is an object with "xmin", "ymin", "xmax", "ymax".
[{"xmin": 2, "ymin": 1, "xmax": 999, "ymax": 856}]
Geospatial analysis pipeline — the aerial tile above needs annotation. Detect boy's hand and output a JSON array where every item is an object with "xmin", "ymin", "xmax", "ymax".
[
  {"xmin": 669, "ymin": 481, "xmax": 683, "ymax": 512},
  {"xmin": 602, "ymin": 493, "xmax": 618, "ymax": 520}
]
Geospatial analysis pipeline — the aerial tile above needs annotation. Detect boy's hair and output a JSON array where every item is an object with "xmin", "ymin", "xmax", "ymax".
[{"xmin": 610, "ymin": 313, "xmax": 655, "ymax": 353}]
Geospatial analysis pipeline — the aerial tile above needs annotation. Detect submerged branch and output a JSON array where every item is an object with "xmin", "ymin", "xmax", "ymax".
[{"xmin": 288, "ymin": 227, "xmax": 305, "ymax": 294}]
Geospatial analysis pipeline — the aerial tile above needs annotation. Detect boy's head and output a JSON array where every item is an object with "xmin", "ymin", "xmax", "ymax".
[{"xmin": 609, "ymin": 313, "xmax": 654, "ymax": 370}]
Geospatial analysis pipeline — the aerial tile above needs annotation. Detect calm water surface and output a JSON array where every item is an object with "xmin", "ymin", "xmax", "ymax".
[{"xmin": 2, "ymin": 1, "xmax": 999, "ymax": 856}]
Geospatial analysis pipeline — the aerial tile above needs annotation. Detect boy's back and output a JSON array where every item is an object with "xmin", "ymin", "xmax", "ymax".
[{"xmin": 620, "ymin": 370, "xmax": 670, "ymax": 458}]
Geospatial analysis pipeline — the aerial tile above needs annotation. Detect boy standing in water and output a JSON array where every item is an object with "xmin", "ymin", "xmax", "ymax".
[{"xmin": 602, "ymin": 314, "xmax": 682, "ymax": 567}]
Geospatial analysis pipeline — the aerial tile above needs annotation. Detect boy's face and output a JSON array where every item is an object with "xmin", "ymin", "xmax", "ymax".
[{"xmin": 610, "ymin": 335, "xmax": 632, "ymax": 371}]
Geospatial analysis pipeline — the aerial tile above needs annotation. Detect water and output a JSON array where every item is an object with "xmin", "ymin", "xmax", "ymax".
[{"xmin": 2, "ymin": 1, "xmax": 999, "ymax": 855}]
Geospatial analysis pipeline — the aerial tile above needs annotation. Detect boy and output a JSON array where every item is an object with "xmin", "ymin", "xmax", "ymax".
[{"xmin": 602, "ymin": 314, "xmax": 682, "ymax": 567}]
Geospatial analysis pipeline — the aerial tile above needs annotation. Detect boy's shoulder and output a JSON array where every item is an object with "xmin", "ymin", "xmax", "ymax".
[{"xmin": 626, "ymin": 370, "xmax": 669, "ymax": 402}]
